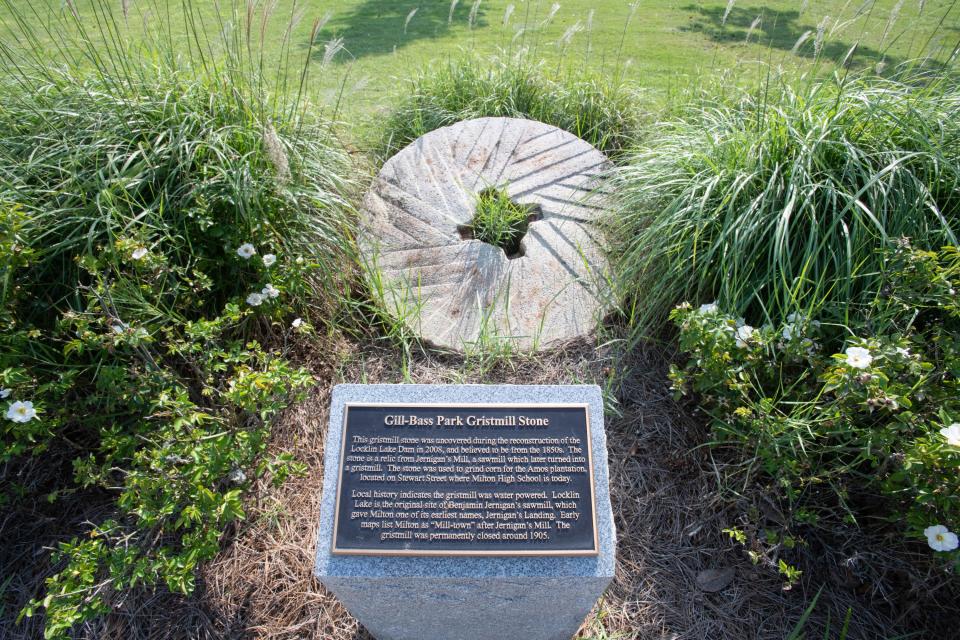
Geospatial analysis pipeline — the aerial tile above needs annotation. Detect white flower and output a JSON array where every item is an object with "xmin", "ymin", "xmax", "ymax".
[
  {"xmin": 940, "ymin": 423, "xmax": 960, "ymax": 447},
  {"xmin": 111, "ymin": 324, "xmax": 125, "ymax": 334},
  {"xmin": 131, "ymin": 247, "xmax": 149, "ymax": 260},
  {"xmin": 0, "ymin": 388, "xmax": 10, "ymax": 399},
  {"xmin": 698, "ymin": 302, "xmax": 719, "ymax": 314},
  {"xmin": 6, "ymin": 400, "xmax": 37, "ymax": 423},
  {"xmin": 229, "ymin": 468, "xmax": 247, "ymax": 483},
  {"xmin": 292, "ymin": 318, "xmax": 303, "ymax": 328},
  {"xmin": 246, "ymin": 292, "xmax": 264, "ymax": 306},
  {"xmin": 236, "ymin": 243, "xmax": 256, "ymax": 259},
  {"xmin": 262, "ymin": 253, "xmax": 277, "ymax": 267},
  {"xmin": 261, "ymin": 283, "xmax": 280, "ymax": 299},
  {"xmin": 845, "ymin": 346, "xmax": 873, "ymax": 369},
  {"xmin": 787, "ymin": 312, "xmax": 802, "ymax": 323},
  {"xmin": 735, "ymin": 324, "xmax": 754, "ymax": 348},
  {"xmin": 782, "ymin": 324, "xmax": 796, "ymax": 341},
  {"xmin": 896, "ymin": 347, "xmax": 911, "ymax": 358},
  {"xmin": 924, "ymin": 525, "xmax": 959, "ymax": 552}
]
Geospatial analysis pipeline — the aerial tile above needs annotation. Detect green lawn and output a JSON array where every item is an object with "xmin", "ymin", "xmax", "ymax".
[{"xmin": 3, "ymin": 0, "xmax": 957, "ymax": 123}]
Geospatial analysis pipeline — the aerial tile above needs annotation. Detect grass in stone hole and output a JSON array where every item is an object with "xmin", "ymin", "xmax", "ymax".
[{"xmin": 468, "ymin": 187, "xmax": 536, "ymax": 257}]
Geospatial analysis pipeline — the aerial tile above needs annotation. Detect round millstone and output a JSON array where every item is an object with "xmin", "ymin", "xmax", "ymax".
[{"xmin": 359, "ymin": 117, "xmax": 612, "ymax": 351}]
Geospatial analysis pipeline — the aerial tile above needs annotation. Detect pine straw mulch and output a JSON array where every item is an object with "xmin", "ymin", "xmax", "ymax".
[{"xmin": 3, "ymin": 334, "xmax": 958, "ymax": 639}]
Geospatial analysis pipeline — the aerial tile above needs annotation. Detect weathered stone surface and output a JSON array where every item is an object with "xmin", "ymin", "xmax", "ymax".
[
  {"xmin": 314, "ymin": 384, "xmax": 616, "ymax": 640},
  {"xmin": 360, "ymin": 117, "xmax": 611, "ymax": 351},
  {"xmin": 696, "ymin": 567, "xmax": 736, "ymax": 593}
]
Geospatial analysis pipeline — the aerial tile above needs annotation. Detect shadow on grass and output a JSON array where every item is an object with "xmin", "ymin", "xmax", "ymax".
[
  {"xmin": 680, "ymin": 3, "xmax": 952, "ymax": 75},
  {"xmin": 309, "ymin": 0, "xmax": 489, "ymax": 64}
]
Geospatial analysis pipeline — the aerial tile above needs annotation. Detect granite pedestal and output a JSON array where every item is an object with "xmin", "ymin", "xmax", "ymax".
[{"xmin": 314, "ymin": 384, "xmax": 616, "ymax": 640}]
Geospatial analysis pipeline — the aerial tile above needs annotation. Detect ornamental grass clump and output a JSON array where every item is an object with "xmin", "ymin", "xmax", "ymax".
[
  {"xmin": 0, "ymin": 74, "xmax": 352, "ymax": 324},
  {"xmin": 0, "ymin": 1, "xmax": 354, "ymax": 636},
  {"xmin": 377, "ymin": 53, "xmax": 641, "ymax": 162},
  {"xmin": 468, "ymin": 187, "xmax": 536, "ymax": 256},
  {"xmin": 612, "ymin": 73, "xmax": 960, "ymax": 338}
]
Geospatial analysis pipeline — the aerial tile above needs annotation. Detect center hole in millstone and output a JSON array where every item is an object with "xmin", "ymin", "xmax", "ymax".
[{"xmin": 457, "ymin": 187, "xmax": 543, "ymax": 259}]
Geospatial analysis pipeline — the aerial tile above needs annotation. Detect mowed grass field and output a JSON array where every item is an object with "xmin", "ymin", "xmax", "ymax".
[{"xmin": 3, "ymin": 0, "xmax": 957, "ymax": 122}]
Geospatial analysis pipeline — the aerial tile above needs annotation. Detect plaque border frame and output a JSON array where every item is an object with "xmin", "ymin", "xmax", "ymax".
[{"xmin": 330, "ymin": 402, "xmax": 599, "ymax": 557}]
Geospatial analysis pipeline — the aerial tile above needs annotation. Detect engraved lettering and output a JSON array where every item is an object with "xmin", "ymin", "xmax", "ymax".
[{"xmin": 334, "ymin": 405, "xmax": 596, "ymax": 555}]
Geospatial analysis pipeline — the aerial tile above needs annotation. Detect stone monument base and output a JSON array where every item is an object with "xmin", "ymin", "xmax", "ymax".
[
  {"xmin": 318, "ymin": 575, "xmax": 610, "ymax": 640},
  {"xmin": 314, "ymin": 384, "xmax": 616, "ymax": 640}
]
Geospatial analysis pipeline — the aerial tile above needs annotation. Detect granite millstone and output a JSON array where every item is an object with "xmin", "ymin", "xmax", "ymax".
[
  {"xmin": 359, "ymin": 117, "xmax": 612, "ymax": 351},
  {"xmin": 314, "ymin": 384, "xmax": 617, "ymax": 640}
]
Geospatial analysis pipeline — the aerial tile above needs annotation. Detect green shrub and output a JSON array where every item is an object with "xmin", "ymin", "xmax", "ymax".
[
  {"xmin": 669, "ymin": 242, "xmax": 960, "ymax": 568},
  {"xmin": 0, "ymin": 3, "xmax": 354, "ymax": 636},
  {"xmin": 377, "ymin": 54, "xmax": 642, "ymax": 161},
  {"xmin": 612, "ymin": 74, "xmax": 960, "ymax": 337}
]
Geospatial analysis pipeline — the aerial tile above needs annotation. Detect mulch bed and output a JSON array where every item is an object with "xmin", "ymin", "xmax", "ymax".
[{"xmin": 2, "ymin": 333, "xmax": 957, "ymax": 638}]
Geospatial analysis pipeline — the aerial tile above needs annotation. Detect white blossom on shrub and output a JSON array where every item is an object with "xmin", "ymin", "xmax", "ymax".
[
  {"xmin": 246, "ymin": 292, "xmax": 264, "ymax": 306},
  {"xmin": 940, "ymin": 423, "xmax": 960, "ymax": 447},
  {"xmin": 262, "ymin": 253, "xmax": 276, "ymax": 267},
  {"xmin": 698, "ymin": 302, "xmax": 718, "ymax": 313},
  {"xmin": 6, "ymin": 400, "xmax": 37, "ymax": 423},
  {"xmin": 292, "ymin": 318, "xmax": 303, "ymax": 328},
  {"xmin": 735, "ymin": 324, "xmax": 754, "ymax": 348},
  {"xmin": 0, "ymin": 388, "xmax": 10, "ymax": 399},
  {"xmin": 924, "ymin": 525, "xmax": 959, "ymax": 552},
  {"xmin": 845, "ymin": 346, "xmax": 873, "ymax": 369},
  {"xmin": 262, "ymin": 283, "xmax": 280, "ymax": 299},
  {"xmin": 236, "ymin": 243, "xmax": 256, "ymax": 259},
  {"xmin": 131, "ymin": 247, "xmax": 149, "ymax": 260}
]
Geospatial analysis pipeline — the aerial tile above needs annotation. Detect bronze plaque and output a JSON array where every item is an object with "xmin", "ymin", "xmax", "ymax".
[{"xmin": 331, "ymin": 403, "xmax": 598, "ymax": 556}]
